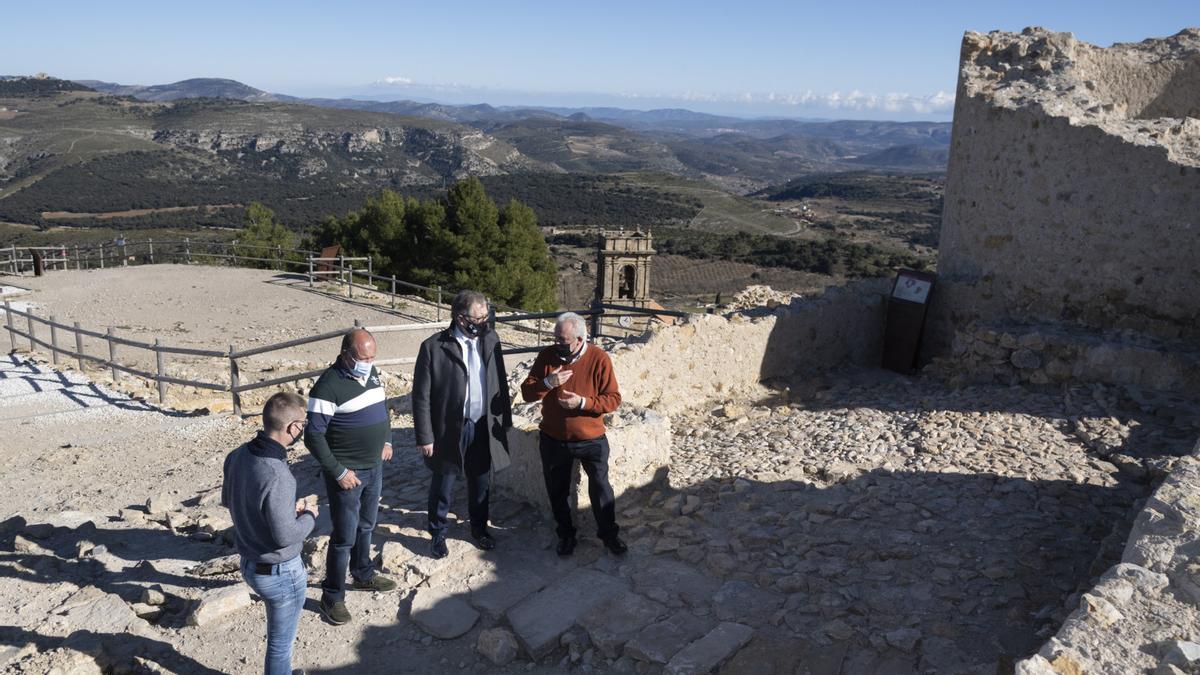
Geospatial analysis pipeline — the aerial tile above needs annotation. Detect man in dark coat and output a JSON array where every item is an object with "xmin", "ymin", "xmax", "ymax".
[{"xmin": 413, "ymin": 289, "xmax": 512, "ymax": 558}]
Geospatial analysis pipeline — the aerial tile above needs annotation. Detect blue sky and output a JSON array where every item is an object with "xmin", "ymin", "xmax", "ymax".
[{"xmin": 3, "ymin": 1, "xmax": 1196, "ymax": 120}]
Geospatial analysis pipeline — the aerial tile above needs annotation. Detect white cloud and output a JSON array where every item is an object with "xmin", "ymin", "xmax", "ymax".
[
  {"xmin": 377, "ymin": 76, "xmax": 413, "ymax": 85},
  {"xmin": 617, "ymin": 88, "xmax": 955, "ymax": 115}
]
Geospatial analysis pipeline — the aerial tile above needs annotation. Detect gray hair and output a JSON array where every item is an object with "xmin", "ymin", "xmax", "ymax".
[
  {"xmin": 451, "ymin": 290, "xmax": 488, "ymax": 317},
  {"xmin": 555, "ymin": 312, "xmax": 588, "ymax": 340}
]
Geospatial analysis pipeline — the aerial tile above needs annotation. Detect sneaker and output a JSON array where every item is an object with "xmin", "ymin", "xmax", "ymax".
[
  {"xmin": 319, "ymin": 596, "xmax": 351, "ymax": 625},
  {"xmin": 556, "ymin": 535, "xmax": 577, "ymax": 557},
  {"xmin": 430, "ymin": 533, "xmax": 449, "ymax": 559},
  {"xmin": 602, "ymin": 536, "xmax": 628, "ymax": 556},
  {"xmin": 351, "ymin": 573, "xmax": 398, "ymax": 592}
]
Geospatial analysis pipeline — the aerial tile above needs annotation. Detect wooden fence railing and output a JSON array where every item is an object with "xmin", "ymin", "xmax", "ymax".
[{"xmin": 1, "ymin": 238, "xmax": 688, "ymax": 414}]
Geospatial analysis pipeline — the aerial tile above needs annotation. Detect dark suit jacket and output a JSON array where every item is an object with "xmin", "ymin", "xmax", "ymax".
[{"xmin": 413, "ymin": 326, "xmax": 512, "ymax": 475}]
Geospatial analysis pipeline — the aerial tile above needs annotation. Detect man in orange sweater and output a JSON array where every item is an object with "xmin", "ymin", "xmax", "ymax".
[{"xmin": 521, "ymin": 311, "xmax": 627, "ymax": 557}]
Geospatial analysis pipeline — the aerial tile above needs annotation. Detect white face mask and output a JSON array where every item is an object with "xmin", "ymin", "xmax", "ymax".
[{"xmin": 351, "ymin": 359, "xmax": 372, "ymax": 378}]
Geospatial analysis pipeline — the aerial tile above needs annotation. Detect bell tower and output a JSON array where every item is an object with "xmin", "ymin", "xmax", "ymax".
[{"xmin": 596, "ymin": 228, "xmax": 654, "ymax": 308}]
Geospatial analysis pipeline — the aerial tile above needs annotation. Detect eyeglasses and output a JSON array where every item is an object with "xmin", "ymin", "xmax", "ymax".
[{"xmin": 459, "ymin": 313, "xmax": 488, "ymax": 324}]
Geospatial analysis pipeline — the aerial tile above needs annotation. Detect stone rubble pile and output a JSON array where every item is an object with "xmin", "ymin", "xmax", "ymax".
[{"xmin": 724, "ymin": 285, "xmax": 801, "ymax": 311}]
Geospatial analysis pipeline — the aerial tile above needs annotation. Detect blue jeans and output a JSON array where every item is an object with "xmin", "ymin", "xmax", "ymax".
[
  {"xmin": 240, "ymin": 555, "xmax": 306, "ymax": 675},
  {"xmin": 321, "ymin": 463, "xmax": 382, "ymax": 602}
]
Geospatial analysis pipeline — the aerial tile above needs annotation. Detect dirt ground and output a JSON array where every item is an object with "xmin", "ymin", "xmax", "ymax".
[{"xmin": 4, "ymin": 264, "xmax": 548, "ymax": 412}]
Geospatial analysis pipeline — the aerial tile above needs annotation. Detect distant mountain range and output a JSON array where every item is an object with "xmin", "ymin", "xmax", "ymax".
[
  {"xmin": 67, "ymin": 77, "xmax": 952, "ymax": 194},
  {"xmin": 0, "ymin": 76, "xmax": 950, "ymax": 230}
]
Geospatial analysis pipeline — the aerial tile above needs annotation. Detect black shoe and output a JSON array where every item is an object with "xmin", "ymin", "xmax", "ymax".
[
  {"xmin": 602, "ymin": 536, "xmax": 628, "ymax": 556},
  {"xmin": 319, "ymin": 596, "xmax": 351, "ymax": 625},
  {"xmin": 471, "ymin": 528, "xmax": 496, "ymax": 551},
  {"xmin": 430, "ymin": 534, "xmax": 448, "ymax": 559},
  {"xmin": 556, "ymin": 535, "xmax": 577, "ymax": 557},
  {"xmin": 351, "ymin": 573, "xmax": 398, "ymax": 592}
]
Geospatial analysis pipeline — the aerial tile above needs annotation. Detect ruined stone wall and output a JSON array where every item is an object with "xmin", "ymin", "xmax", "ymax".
[
  {"xmin": 494, "ymin": 278, "xmax": 889, "ymax": 511},
  {"xmin": 927, "ymin": 28, "xmax": 1200, "ymax": 392},
  {"xmin": 1017, "ymin": 438, "xmax": 1200, "ymax": 675},
  {"xmin": 613, "ymin": 278, "xmax": 889, "ymax": 416}
]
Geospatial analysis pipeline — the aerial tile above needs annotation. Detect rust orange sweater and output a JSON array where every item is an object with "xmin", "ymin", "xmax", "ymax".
[{"xmin": 521, "ymin": 345, "xmax": 621, "ymax": 441}]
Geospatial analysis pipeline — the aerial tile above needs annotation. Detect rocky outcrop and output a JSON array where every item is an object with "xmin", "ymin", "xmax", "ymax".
[{"xmin": 152, "ymin": 122, "xmax": 541, "ymax": 183}]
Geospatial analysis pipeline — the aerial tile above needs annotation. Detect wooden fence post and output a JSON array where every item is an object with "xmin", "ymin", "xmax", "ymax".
[
  {"xmin": 436, "ymin": 286, "xmax": 443, "ymax": 321},
  {"xmin": 26, "ymin": 309, "xmax": 35, "ymax": 352},
  {"xmin": 50, "ymin": 316, "xmax": 60, "ymax": 365},
  {"xmin": 308, "ymin": 257, "xmax": 314, "ymax": 287},
  {"xmin": 4, "ymin": 300, "xmax": 15, "ymax": 352},
  {"xmin": 228, "ymin": 345, "xmax": 241, "ymax": 416},
  {"xmin": 148, "ymin": 238, "xmax": 154, "ymax": 264},
  {"xmin": 275, "ymin": 245, "xmax": 282, "ymax": 271},
  {"xmin": 348, "ymin": 265, "xmax": 354, "ymax": 299},
  {"xmin": 74, "ymin": 245, "xmax": 81, "ymax": 270},
  {"xmin": 338, "ymin": 255, "xmax": 344, "ymax": 283},
  {"xmin": 59, "ymin": 246, "xmax": 66, "ymax": 271},
  {"xmin": 107, "ymin": 327, "xmax": 118, "ymax": 382},
  {"xmin": 155, "ymin": 338, "xmax": 167, "ymax": 404},
  {"xmin": 74, "ymin": 321, "xmax": 84, "ymax": 371},
  {"xmin": 390, "ymin": 275, "xmax": 396, "ymax": 309},
  {"xmin": 185, "ymin": 237, "xmax": 192, "ymax": 264},
  {"xmin": 99, "ymin": 244, "xmax": 105, "ymax": 269}
]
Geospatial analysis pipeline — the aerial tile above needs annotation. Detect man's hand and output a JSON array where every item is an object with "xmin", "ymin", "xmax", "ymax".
[
  {"xmin": 419, "ymin": 443, "xmax": 434, "ymax": 458},
  {"xmin": 338, "ymin": 470, "xmax": 362, "ymax": 490},
  {"xmin": 382, "ymin": 442, "xmax": 393, "ymax": 461},
  {"xmin": 557, "ymin": 391, "xmax": 583, "ymax": 410},
  {"xmin": 546, "ymin": 365, "xmax": 574, "ymax": 388},
  {"xmin": 295, "ymin": 498, "xmax": 319, "ymax": 518}
]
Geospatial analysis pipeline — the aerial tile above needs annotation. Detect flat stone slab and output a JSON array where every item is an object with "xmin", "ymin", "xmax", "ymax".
[
  {"xmin": 410, "ymin": 587, "xmax": 479, "ymax": 639},
  {"xmin": 505, "ymin": 567, "xmax": 628, "ymax": 659},
  {"xmin": 42, "ymin": 587, "xmax": 138, "ymax": 637},
  {"xmin": 665, "ymin": 622, "xmax": 754, "ymax": 674},
  {"xmin": 188, "ymin": 585, "xmax": 252, "ymax": 627},
  {"xmin": 711, "ymin": 580, "xmax": 783, "ymax": 625},
  {"xmin": 467, "ymin": 566, "xmax": 553, "ymax": 619},
  {"xmin": 402, "ymin": 537, "xmax": 486, "ymax": 586},
  {"xmin": 624, "ymin": 611, "xmax": 715, "ymax": 664},
  {"xmin": 578, "ymin": 591, "xmax": 668, "ymax": 658},
  {"xmin": 631, "ymin": 555, "xmax": 722, "ymax": 608}
]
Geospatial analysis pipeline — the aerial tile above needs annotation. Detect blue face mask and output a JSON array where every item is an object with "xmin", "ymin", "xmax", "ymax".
[{"xmin": 351, "ymin": 359, "xmax": 372, "ymax": 378}]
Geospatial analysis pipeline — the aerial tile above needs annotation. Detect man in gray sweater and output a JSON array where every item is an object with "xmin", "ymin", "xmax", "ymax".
[{"xmin": 223, "ymin": 392, "xmax": 318, "ymax": 675}]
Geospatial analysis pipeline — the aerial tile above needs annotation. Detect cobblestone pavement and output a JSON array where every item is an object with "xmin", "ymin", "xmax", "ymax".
[{"xmin": 3, "ymin": 355, "xmax": 1198, "ymax": 673}]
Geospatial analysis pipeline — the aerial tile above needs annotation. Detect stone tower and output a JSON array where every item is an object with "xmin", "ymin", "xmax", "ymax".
[{"xmin": 596, "ymin": 228, "xmax": 654, "ymax": 308}]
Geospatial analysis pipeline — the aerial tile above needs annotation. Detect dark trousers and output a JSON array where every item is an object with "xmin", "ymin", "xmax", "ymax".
[
  {"xmin": 428, "ymin": 418, "xmax": 490, "ymax": 535},
  {"xmin": 321, "ymin": 463, "xmax": 381, "ymax": 602},
  {"xmin": 539, "ymin": 432, "xmax": 618, "ymax": 540}
]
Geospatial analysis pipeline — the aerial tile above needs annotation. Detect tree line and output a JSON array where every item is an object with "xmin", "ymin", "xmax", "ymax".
[{"xmin": 238, "ymin": 178, "xmax": 557, "ymax": 311}]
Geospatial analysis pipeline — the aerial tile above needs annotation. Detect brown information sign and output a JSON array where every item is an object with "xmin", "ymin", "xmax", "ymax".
[{"xmin": 882, "ymin": 269, "xmax": 936, "ymax": 374}]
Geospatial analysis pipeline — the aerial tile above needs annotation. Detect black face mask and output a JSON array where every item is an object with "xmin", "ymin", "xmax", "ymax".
[
  {"xmin": 461, "ymin": 317, "xmax": 489, "ymax": 337},
  {"xmin": 555, "ymin": 342, "xmax": 576, "ymax": 361}
]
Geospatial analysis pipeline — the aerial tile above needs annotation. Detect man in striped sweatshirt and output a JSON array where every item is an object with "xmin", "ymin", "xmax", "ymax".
[{"xmin": 305, "ymin": 328, "xmax": 397, "ymax": 626}]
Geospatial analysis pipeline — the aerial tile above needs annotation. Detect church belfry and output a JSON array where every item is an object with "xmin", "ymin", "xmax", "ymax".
[{"xmin": 596, "ymin": 228, "xmax": 654, "ymax": 307}]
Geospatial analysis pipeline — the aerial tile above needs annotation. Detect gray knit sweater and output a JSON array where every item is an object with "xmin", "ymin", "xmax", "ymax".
[{"xmin": 222, "ymin": 432, "xmax": 315, "ymax": 564}]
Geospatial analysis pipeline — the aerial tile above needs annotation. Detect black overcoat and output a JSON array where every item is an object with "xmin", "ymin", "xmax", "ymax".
[{"xmin": 412, "ymin": 327, "xmax": 512, "ymax": 476}]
